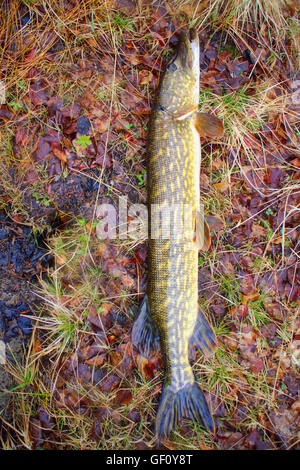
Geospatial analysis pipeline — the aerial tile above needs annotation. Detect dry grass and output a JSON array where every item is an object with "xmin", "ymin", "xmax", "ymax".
[{"xmin": 178, "ymin": 0, "xmax": 300, "ymax": 69}]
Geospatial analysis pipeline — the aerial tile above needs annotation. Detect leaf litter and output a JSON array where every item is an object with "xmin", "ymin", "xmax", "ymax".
[{"xmin": 0, "ymin": 0, "xmax": 299, "ymax": 451}]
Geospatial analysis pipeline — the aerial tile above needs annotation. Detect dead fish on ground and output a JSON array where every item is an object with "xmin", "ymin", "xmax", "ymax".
[{"xmin": 132, "ymin": 28, "xmax": 224, "ymax": 443}]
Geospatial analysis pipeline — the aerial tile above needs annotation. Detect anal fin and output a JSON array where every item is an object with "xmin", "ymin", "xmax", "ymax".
[
  {"xmin": 189, "ymin": 307, "xmax": 217, "ymax": 357},
  {"xmin": 131, "ymin": 295, "xmax": 160, "ymax": 357}
]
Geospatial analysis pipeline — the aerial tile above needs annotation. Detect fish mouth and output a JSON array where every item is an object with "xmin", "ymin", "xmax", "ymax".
[{"xmin": 176, "ymin": 28, "xmax": 199, "ymax": 71}]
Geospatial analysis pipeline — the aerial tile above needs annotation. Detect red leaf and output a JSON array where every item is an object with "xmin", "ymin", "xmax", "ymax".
[{"xmin": 114, "ymin": 389, "xmax": 133, "ymax": 406}]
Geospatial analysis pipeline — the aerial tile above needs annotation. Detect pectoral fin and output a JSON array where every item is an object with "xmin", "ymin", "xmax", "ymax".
[
  {"xmin": 194, "ymin": 112, "xmax": 224, "ymax": 138},
  {"xmin": 195, "ymin": 211, "xmax": 211, "ymax": 251},
  {"xmin": 131, "ymin": 295, "xmax": 160, "ymax": 357}
]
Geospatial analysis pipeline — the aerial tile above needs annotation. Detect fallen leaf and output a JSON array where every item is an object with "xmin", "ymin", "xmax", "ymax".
[
  {"xmin": 114, "ymin": 389, "xmax": 133, "ymax": 406},
  {"xmin": 51, "ymin": 143, "xmax": 67, "ymax": 163},
  {"xmin": 56, "ymin": 253, "xmax": 67, "ymax": 266},
  {"xmin": 101, "ymin": 374, "xmax": 121, "ymax": 392},
  {"xmin": 109, "ymin": 351, "xmax": 123, "ymax": 367},
  {"xmin": 250, "ymin": 224, "xmax": 267, "ymax": 238},
  {"xmin": 136, "ymin": 353, "xmax": 161, "ymax": 380},
  {"xmin": 85, "ymin": 354, "xmax": 106, "ymax": 367},
  {"xmin": 94, "ymin": 116, "xmax": 110, "ymax": 133},
  {"xmin": 139, "ymin": 70, "xmax": 154, "ymax": 85},
  {"xmin": 212, "ymin": 180, "xmax": 229, "ymax": 192}
]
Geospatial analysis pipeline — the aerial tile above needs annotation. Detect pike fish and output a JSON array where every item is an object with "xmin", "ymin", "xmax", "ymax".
[{"xmin": 132, "ymin": 29, "xmax": 224, "ymax": 442}]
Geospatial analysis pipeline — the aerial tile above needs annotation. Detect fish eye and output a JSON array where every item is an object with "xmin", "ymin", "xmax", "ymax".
[{"xmin": 167, "ymin": 63, "xmax": 177, "ymax": 72}]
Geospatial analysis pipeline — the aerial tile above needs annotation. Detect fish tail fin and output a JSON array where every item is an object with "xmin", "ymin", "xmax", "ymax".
[{"xmin": 155, "ymin": 380, "xmax": 215, "ymax": 442}]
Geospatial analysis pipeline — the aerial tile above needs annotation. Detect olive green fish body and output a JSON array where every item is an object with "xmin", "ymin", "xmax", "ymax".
[
  {"xmin": 147, "ymin": 113, "xmax": 199, "ymax": 390},
  {"xmin": 132, "ymin": 29, "xmax": 220, "ymax": 441}
]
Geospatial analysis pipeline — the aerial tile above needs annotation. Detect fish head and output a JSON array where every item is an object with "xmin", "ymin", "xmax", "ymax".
[{"xmin": 158, "ymin": 29, "xmax": 200, "ymax": 116}]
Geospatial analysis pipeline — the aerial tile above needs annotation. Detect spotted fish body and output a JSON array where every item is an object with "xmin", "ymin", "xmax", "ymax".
[
  {"xmin": 148, "ymin": 124, "xmax": 200, "ymax": 384},
  {"xmin": 132, "ymin": 29, "xmax": 223, "ymax": 441}
]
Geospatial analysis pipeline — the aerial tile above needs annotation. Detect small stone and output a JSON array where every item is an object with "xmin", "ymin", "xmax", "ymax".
[{"xmin": 77, "ymin": 116, "xmax": 91, "ymax": 135}]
